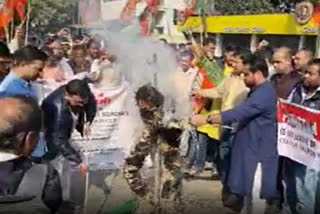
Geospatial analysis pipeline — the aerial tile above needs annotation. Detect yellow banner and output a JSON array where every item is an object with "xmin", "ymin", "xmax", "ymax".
[{"xmin": 178, "ymin": 14, "xmax": 319, "ymax": 35}]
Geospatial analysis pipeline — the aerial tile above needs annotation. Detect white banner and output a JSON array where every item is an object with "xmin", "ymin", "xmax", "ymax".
[
  {"xmin": 72, "ymin": 82, "xmax": 143, "ymax": 169},
  {"xmin": 278, "ymin": 101, "xmax": 320, "ymax": 170}
]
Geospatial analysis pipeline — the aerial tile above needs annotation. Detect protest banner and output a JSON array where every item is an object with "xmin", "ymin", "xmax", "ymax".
[
  {"xmin": 72, "ymin": 82, "xmax": 143, "ymax": 169},
  {"xmin": 278, "ymin": 100, "xmax": 320, "ymax": 170}
]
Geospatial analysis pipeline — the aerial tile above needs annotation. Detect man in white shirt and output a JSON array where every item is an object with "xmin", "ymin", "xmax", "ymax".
[
  {"xmin": 48, "ymin": 39, "xmax": 74, "ymax": 79},
  {"xmin": 171, "ymin": 51, "xmax": 200, "ymax": 115}
]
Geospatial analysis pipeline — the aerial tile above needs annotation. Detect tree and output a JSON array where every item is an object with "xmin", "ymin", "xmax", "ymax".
[
  {"xmin": 29, "ymin": 0, "xmax": 78, "ymax": 36},
  {"xmin": 213, "ymin": 0, "xmax": 277, "ymax": 15},
  {"xmin": 212, "ymin": 0, "xmax": 317, "ymax": 15}
]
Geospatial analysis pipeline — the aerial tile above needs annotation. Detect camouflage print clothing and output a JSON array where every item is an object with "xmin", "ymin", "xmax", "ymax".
[{"xmin": 123, "ymin": 107, "xmax": 185, "ymax": 214}]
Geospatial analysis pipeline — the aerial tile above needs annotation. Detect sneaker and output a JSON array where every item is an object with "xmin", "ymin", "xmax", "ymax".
[
  {"xmin": 189, "ymin": 167, "xmax": 203, "ymax": 176},
  {"xmin": 204, "ymin": 162, "xmax": 213, "ymax": 171},
  {"xmin": 211, "ymin": 166, "xmax": 220, "ymax": 180}
]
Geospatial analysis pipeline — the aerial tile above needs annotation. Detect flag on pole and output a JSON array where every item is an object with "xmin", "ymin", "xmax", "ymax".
[
  {"xmin": 0, "ymin": 0, "xmax": 28, "ymax": 27},
  {"xmin": 0, "ymin": 0, "xmax": 15, "ymax": 27},
  {"xmin": 146, "ymin": 0, "xmax": 159, "ymax": 14},
  {"xmin": 15, "ymin": 0, "xmax": 27, "ymax": 20},
  {"xmin": 312, "ymin": 3, "xmax": 320, "ymax": 26},
  {"xmin": 121, "ymin": 0, "xmax": 160, "ymax": 36},
  {"xmin": 120, "ymin": 0, "xmax": 139, "ymax": 21}
]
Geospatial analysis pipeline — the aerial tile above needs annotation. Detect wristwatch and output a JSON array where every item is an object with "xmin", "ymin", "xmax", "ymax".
[{"xmin": 206, "ymin": 115, "xmax": 213, "ymax": 124}]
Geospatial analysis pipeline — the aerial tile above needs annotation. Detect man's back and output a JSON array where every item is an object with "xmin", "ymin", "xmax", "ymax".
[
  {"xmin": 0, "ymin": 96, "xmax": 62, "ymax": 213},
  {"xmin": 0, "ymin": 156, "xmax": 61, "ymax": 213}
]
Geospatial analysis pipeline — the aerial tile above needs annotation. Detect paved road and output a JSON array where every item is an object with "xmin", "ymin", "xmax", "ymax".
[{"xmin": 83, "ymin": 169, "xmax": 236, "ymax": 214}]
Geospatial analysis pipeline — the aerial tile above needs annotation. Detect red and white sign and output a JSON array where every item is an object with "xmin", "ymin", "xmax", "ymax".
[
  {"xmin": 277, "ymin": 100, "xmax": 320, "ymax": 170},
  {"xmin": 72, "ymin": 82, "xmax": 143, "ymax": 157}
]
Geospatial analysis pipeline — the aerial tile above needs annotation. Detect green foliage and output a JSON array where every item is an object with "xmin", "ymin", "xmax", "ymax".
[
  {"xmin": 208, "ymin": 0, "xmax": 279, "ymax": 15},
  {"xmin": 29, "ymin": 0, "xmax": 78, "ymax": 36}
]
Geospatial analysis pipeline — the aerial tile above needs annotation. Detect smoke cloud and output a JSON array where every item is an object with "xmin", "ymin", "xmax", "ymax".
[{"xmin": 89, "ymin": 19, "xmax": 192, "ymax": 120}]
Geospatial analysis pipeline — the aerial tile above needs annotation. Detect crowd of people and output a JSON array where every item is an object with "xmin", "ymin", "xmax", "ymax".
[
  {"xmin": 187, "ymin": 41, "xmax": 318, "ymax": 214},
  {"xmin": 0, "ymin": 24, "xmax": 319, "ymax": 214}
]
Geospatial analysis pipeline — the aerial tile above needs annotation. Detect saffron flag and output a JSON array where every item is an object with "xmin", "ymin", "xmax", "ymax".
[
  {"xmin": 0, "ymin": 0, "xmax": 27, "ymax": 27},
  {"xmin": 146, "ymin": 0, "xmax": 159, "ymax": 14},
  {"xmin": 15, "ymin": 0, "xmax": 27, "ymax": 20},
  {"xmin": 120, "ymin": 0, "xmax": 160, "ymax": 36},
  {"xmin": 120, "ymin": 0, "xmax": 139, "ymax": 21},
  {"xmin": 312, "ymin": 3, "xmax": 320, "ymax": 26},
  {"xmin": 0, "ymin": 0, "xmax": 15, "ymax": 27}
]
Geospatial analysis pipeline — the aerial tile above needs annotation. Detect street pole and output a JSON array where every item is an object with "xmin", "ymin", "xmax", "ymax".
[
  {"xmin": 25, "ymin": 4, "xmax": 30, "ymax": 45},
  {"xmin": 199, "ymin": 9, "xmax": 203, "ymax": 46},
  {"xmin": 211, "ymin": 0, "xmax": 216, "ymax": 15},
  {"xmin": 250, "ymin": 34, "xmax": 258, "ymax": 53},
  {"xmin": 298, "ymin": 35, "xmax": 305, "ymax": 50},
  {"xmin": 316, "ymin": 25, "xmax": 320, "ymax": 58},
  {"xmin": 215, "ymin": 34, "xmax": 223, "ymax": 57}
]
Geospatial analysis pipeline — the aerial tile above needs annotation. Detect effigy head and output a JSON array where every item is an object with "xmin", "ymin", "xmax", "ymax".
[{"xmin": 135, "ymin": 84, "xmax": 164, "ymax": 120}]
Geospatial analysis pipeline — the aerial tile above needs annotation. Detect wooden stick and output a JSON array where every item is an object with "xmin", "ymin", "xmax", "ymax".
[
  {"xmin": 24, "ymin": 5, "xmax": 32, "ymax": 45},
  {"xmin": 199, "ymin": 10, "xmax": 203, "ymax": 46},
  {"xmin": 154, "ymin": 143, "xmax": 162, "ymax": 214},
  {"xmin": 4, "ymin": 25, "xmax": 9, "ymax": 43},
  {"xmin": 84, "ymin": 149, "xmax": 89, "ymax": 214},
  {"xmin": 10, "ymin": 20, "xmax": 14, "ymax": 42}
]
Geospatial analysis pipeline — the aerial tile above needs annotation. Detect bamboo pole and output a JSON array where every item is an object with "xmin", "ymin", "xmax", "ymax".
[
  {"xmin": 298, "ymin": 35, "xmax": 306, "ymax": 50},
  {"xmin": 154, "ymin": 142, "xmax": 162, "ymax": 214},
  {"xmin": 10, "ymin": 19, "xmax": 14, "ymax": 42},
  {"xmin": 84, "ymin": 153, "xmax": 89, "ymax": 214},
  {"xmin": 4, "ymin": 25, "xmax": 9, "ymax": 43},
  {"xmin": 24, "ymin": 4, "xmax": 31, "ymax": 45},
  {"xmin": 317, "ymin": 25, "xmax": 320, "ymax": 58},
  {"xmin": 199, "ymin": 10, "xmax": 203, "ymax": 46}
]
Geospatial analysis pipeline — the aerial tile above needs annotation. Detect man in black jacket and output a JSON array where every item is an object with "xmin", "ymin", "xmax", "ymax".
[
  {"xmin": 42, "ymin": 79, "xmax": 96, "ymax": 167},
  {"xmin": 271, "ymin": 46, "xmax": 302, "ymax": 99},
  {"xmin": 42, "ymin": 79, "xmax": 96, "ymax": 207},
  {"xmin": 0, "ymin": 95, "xmax": 62, "ymax": 213},
  {"xmin": 283, "ymin": 59, "xmax": 320, "ymax": 214}
]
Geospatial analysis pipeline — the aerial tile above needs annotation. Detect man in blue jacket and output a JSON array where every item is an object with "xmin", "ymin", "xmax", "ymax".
[
  {"xmin": 191, "ymin": 55, "xmax": 280, "ymax": 213},
  {"xmin": 0, "ymin": 46, "xmax": 48, "ymax": 159}
]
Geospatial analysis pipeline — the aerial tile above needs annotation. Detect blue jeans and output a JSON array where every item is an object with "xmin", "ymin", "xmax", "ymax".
[
  {"xmin": 187, "ymin": 132, "xmax": 214, "ymax": 170},
  {"xmin": 283, "ymin": 158, "xmax": 319, "ymax": 214},
  {"xmin": 217, "ymin": 128, "xmax": 233, "ymax": 185}
]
